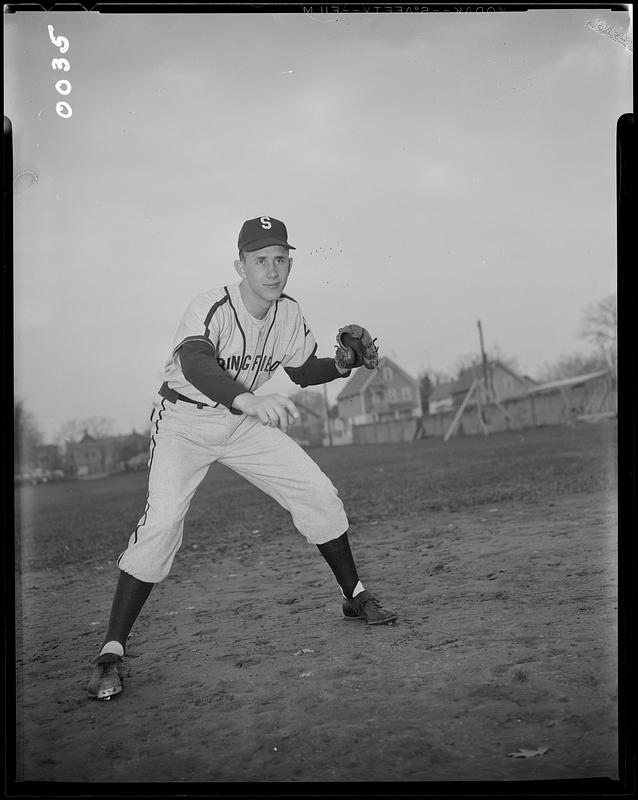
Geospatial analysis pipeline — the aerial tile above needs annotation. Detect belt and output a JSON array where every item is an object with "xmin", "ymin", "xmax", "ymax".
[{"xmin": 159, "ymin": 381, "xmax": 209, "ymax": 410}]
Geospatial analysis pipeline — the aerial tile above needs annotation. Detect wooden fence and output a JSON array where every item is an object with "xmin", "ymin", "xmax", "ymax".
[
  {"xmin": 424, "ymin": 372, "xmax": 616, "ymax": 438},
  {"xmin": 348, "ymin": 372, "xmax": 616, "ymax": 443},
  {"xmin": 352, "ymin": 418, "xmax": 421, "ymax": 445}
]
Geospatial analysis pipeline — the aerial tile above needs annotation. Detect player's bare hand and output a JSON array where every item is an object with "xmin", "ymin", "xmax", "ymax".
[{"xmin": 233, "ymin": 393, "xmax": 298, "ymax": 431}]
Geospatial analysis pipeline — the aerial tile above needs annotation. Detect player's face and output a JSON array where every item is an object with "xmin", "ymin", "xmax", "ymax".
[{"xmin": 235, "ymin": 246, "xmax": 293, "ymax": 317}]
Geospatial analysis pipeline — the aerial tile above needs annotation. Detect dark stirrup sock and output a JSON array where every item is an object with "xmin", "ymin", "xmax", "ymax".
[
  {"xmin": 316, "ymin": 532, "xmax": 360, "ymax": 599},
  {"xmin": 102, "ymin": 570, "xmax": 155, "ymax": 652}
]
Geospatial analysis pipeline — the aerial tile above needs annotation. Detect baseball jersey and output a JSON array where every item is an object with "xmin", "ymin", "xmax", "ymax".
[{"xmin": 162, "ymin": 282, "xmax": 320, "ymax": 410}]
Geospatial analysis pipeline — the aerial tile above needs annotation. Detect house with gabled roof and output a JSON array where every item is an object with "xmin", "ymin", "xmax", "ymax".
[
  {"xmin": 67, "ymin": 430, "xmax": 149, "ymax": 477},
  {"xmin": 335, "ymin": 357, "xmax": 422, "ymax": 441},
  {"xmin": 450, "ymin": 360, "xmax": 536, "ymax": 407}
]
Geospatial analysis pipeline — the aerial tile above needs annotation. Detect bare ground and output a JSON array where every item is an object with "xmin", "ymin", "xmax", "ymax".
[{"xmin": 14, "ymin": 423, "xmax": 618, "ymax": 785}]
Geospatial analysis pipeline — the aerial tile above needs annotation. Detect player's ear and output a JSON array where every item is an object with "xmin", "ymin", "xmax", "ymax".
[
  {"xmin": 288, "ymin": 257, "xmax": 293, "ymax": 273},
  {"xmin": 234, "ymin": 258, "xmax": 246, "ymax": 279}
]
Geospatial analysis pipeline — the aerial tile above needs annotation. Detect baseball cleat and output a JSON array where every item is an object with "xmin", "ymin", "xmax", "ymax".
[
  {"xmin": 342, "ymin": 590, "xmax": 398, "ymax": 625},
  {"xmin": 87, "ymin": 653, "xmax": 123, "ymax": 700}
]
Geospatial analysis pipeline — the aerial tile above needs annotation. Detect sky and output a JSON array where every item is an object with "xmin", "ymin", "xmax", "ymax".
[{"xmin": 5, "ymin": 7, "xmax": 632, "ymax": 442}]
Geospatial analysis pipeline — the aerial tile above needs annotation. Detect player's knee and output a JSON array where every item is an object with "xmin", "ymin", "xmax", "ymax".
[
  {"xmin": 144, "ymin": 502, "xmax": 189, "ymax": 530},
  {"xmin": 311, "ymin": 475, "xmax": 342, "ymax": 508},
  {"xmin": 289, "ymin": 479, "xmax": 348, "ymax": 544}
]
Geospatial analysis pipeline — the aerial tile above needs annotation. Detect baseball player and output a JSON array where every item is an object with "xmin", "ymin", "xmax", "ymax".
[{"xmin": 87, "ymin": 216, "xmax": 398, "ymax": 701}]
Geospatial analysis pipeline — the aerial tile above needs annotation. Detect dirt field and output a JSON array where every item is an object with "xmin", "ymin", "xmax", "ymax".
[{"xmin": 14, "ymin": 423, "xmax": 619, "ymax": 785}]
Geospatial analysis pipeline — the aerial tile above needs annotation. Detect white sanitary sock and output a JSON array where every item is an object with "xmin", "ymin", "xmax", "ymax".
[
  {"xmin": 341, "ymin": 581, "xmax": 365, "ymax": 599},
  {"xmin": 100, "ymin": 640, "xmax": 124, "ymax": 657}
]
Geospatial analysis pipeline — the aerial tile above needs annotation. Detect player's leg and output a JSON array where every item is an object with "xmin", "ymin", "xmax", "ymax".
[
  {"xmin": 86, "ymin": 572, "xmax": 154, "ymax": 700},
  {"xmin": 115, "ymin": 401, "xmax": 226, "ymax": 585},
  {"xmin": 88, "ymin": 400, "xmax": 222, "ymax": 699},
  {"xmin": 220, "ymin": 419, "xmax": 397, "ymax": 624},
  {"xmin": 317, "ymin": 532, "xmax": 397, "ymax": 625},
  {"xmin": 315, "ymin": 532, "xmax": 358, "ymax": 598}
]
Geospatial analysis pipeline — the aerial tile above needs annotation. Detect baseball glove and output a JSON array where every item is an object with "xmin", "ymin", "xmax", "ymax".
[{"xmin": 334, "ymin": 324, "xmax": 379, "ymax": 371}]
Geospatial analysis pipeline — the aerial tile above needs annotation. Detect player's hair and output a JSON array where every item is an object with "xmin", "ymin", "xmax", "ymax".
[{"xmin": 238, "ymin": 249, "xmax": 246, "ymax": 262}]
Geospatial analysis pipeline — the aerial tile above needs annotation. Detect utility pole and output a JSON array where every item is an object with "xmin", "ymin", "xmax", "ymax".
[
  {"xmin": 322, "ymin": 382, "xmax": 333, "ymax": 447},
  {"xmin": 477, "ymin": 319, "xmax": 491, "ymax": 401}
]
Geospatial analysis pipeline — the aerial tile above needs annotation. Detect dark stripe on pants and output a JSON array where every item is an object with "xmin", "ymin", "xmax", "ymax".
[{"xmin": 118, "ymin": 398, "xmax": 167, "ymax": 558}]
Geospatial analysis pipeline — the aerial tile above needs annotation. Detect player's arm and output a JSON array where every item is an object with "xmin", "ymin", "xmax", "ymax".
[
  {"xmin": 179, "ymin": 341, "xmax": 298, "ymax": 430},
  {"xmin": 178, "ymin": 340, "xmax": 248, "ymax": 414},
  {"xmin": 285, "ymin": 351, "xmax": 351, "ymax": 388}
]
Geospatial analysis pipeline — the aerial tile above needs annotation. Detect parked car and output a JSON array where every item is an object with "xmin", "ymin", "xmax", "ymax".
[
  {"xmin": 121, "ymin": 452, "xmax": 149, "ymax": 472},
  {"xmin": 14, "ymin": 468, "xmax": 68, "ymax": 486},
  {"xmin": 15, "ymin": 468, "xmax": 50, "ymax": 486}
]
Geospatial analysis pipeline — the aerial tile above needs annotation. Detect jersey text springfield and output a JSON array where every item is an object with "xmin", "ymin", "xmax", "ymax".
[{"xmin": 162, "ymin": 281, "xmax": 316, "ymax": 407}]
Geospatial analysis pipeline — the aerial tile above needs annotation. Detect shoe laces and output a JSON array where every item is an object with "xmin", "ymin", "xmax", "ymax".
[{"xmin": 360, "ymin": 594, "xmax": 381, "ymax": 609}]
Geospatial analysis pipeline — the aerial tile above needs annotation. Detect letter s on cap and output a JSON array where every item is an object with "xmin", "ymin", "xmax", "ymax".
[{"xmin": 260, "ymin": 216, "xmax": 272, "ymax": 230}]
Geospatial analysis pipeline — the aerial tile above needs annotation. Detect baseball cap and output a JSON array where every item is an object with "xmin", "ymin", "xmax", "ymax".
[{"xmin": 238, "ymin": 216, "xmax": 296, "ymax": 253}]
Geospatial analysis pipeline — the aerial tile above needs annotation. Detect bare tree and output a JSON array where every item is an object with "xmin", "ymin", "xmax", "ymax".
[
  {"xmin": 453, "ymin": 352, "xmax": 481, "ymax": 375},
  {"xmin": 579, "ymin": 294, "xmax": 617, "ymax": 377},
  {"xmin": 14, "ymin": 399, "xmax": 43, "ymax": 472},
  {"xmin": 535, "ymin": 351, "xmax": 608, "ymax": 383},
  {"xmin": 422, "ymin": 366, "xmax": 453, "ymax": 385},
  {"xmin": 54, "ymin": 415, "xmax": 116, "ymax": 445},
  {"xmin": 488, "ymin": 343, "xmax": 522, "ymax": 375}
]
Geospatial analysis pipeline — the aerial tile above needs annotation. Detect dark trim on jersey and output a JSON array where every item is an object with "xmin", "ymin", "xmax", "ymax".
[
  {"xmin": 202, "ymin": 289, "xmax": 232, "ymax": 408},
  {"xmin": 247, "ymin": 301, "xmax": 279, "ymax": 392},
  {"xmin": 224, "ymin": 286, "xmax": 247, "ymax": 382},
  {"xmin": 118, "ymin": 398, "xmax": 166, "ymax": 559},
  {"xmin": 279, "ymin": 292, "xmax": 297, "ymax": 303},
  {"xmin": 204, "ymin": 294, "xmax": 230, "ymax": 341},
  {"xmin": 173, "ymin": 335, "xmax": 215, "ymax": 357},
  {"xmin": 172, "ymin": 298, "xmax": 228, "ymax": 358}
]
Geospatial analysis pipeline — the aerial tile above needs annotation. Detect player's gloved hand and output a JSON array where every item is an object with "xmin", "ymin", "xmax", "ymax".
[
  {"xmin": 334, "ymin": 324, "xmax": 380, "ymax": 371},
  {"xmin": 232, "ymin": 393, "xmax": 299, "ymax": 431}
]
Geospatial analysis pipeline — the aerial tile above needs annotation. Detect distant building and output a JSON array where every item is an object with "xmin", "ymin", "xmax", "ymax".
[
  {"xmin": 450, "ymin": 360, "xmax": 536, "ymax": 407},
  {"xmin": 287, "ymin": 390, "xmax": 326, "ymax": 448},
  {"xmin": 33, "ymin": 443, "xmax": 64, "ymax": 472},
  {"xmin": 15, "ymin": 443, "xmax": 67, "ymax": 484},
  {"xmin": 335, "ymin": 357, "xmax": 422, "ymax": 443},
  {"xmin": 428, "ymin": 380, "xmax": 455, "ymax": 414},
  {"xmin": 526, "ymin": 368, "xmax": 615, "ymax": 425},
  {"xmin": 67, "ymin": 430, "xmax": 148, "ymax": 477},
  {"xmin": 423, "ymin": 367, "xmax": 615, "ymax": 438}
]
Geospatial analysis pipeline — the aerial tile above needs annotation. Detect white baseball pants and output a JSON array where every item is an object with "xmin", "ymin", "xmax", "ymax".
[{"xmin": 117, "ymin": 395, "xmax": 349, "ymax": 583}]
